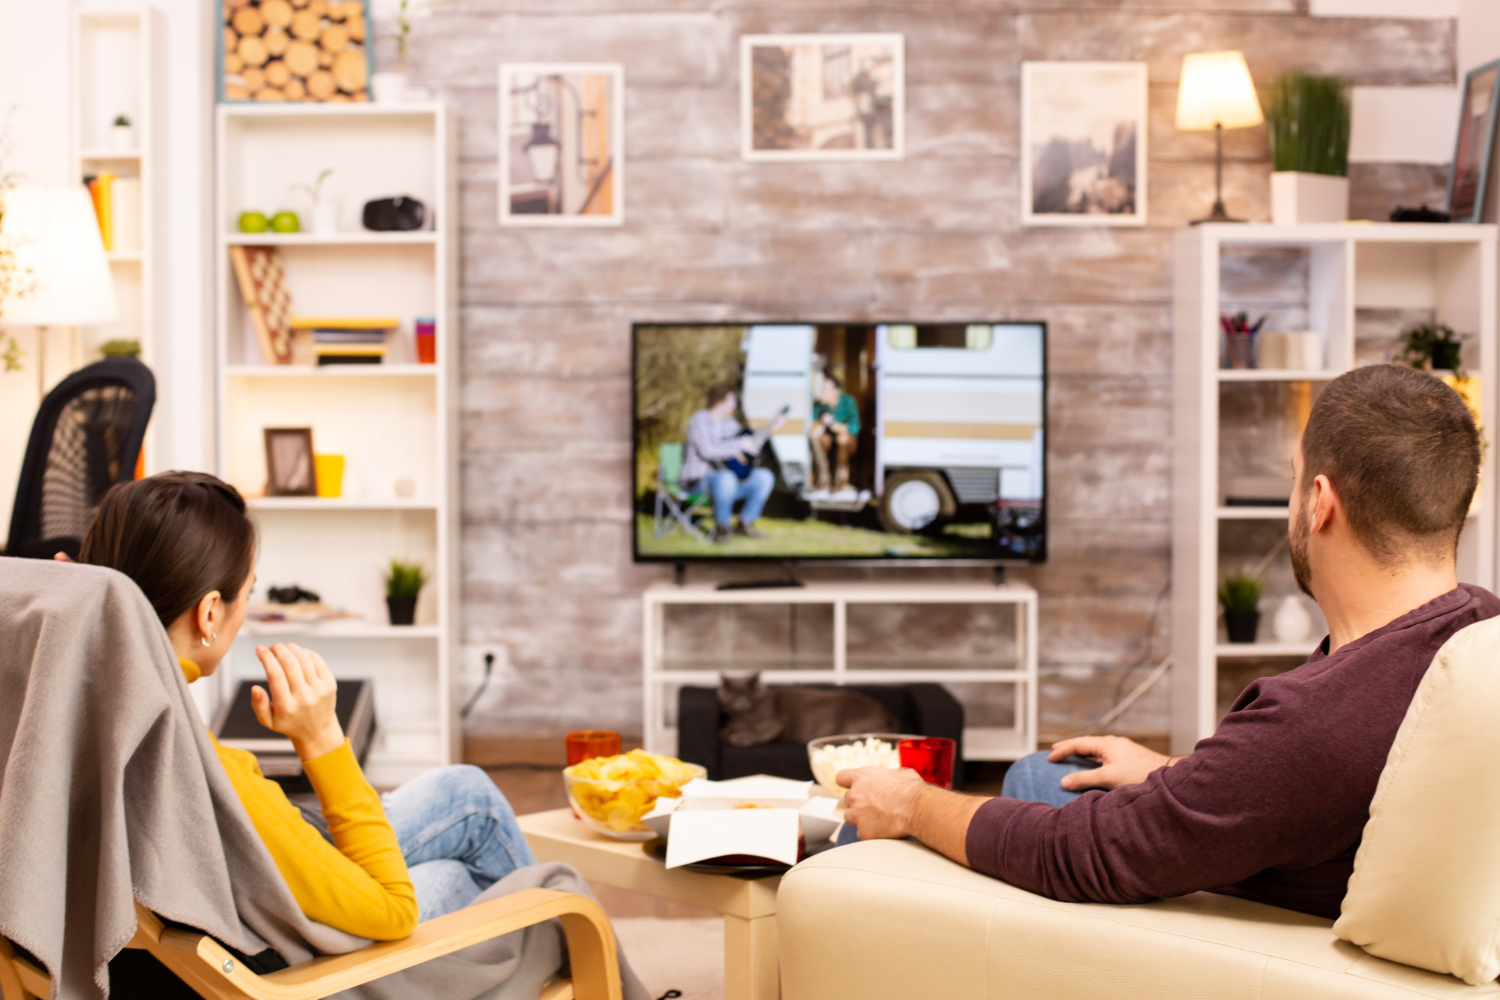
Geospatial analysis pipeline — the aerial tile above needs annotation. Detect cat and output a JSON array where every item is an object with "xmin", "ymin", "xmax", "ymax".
[{"xmin": 718, "ymin": 672, "xmax": 900, "ymax": 748}]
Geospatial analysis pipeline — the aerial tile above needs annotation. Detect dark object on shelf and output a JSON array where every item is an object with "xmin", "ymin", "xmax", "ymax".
[
  {"xmin": 1225, "ymin": 611, "xmax": 1261, "ymax": 644},
  {"xmin": 1395, "ymin": 322, "xmax": 1468, "ymax": 376},
  {"xmin": 6, "ymin": 357, "xmax": 156, "ymax": 560},
  {"xmin": 267, "ymin": 585, "xmax": 321, "ymax": 604},
  {"xmin": 213, "ymin": 678, "xmax": 376, "ymax": 790},
  {"xmin": 677, "ymin": 682, "xmax": 965, "ymax": 789},
  {"xmin": 387, "ymin": 595, "xmax": 418, "ymax": 626},
  {"xmin": 1222, "ymin": 475, "xmax": 1294, "ymax": 507},
  {"xmin": 1390, "ymin": 204, "xmax": 1451, "ymax": 223},
  {"xmin": 362, "ymin": 195, "xmax": 427, "ymax": 232}
]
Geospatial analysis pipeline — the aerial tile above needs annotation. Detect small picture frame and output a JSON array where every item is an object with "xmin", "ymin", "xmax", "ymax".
[
  {"xmin": 264, "ymin": 427, "xmax": 317, "ymax": 497},
  {"xmin": 740, "ymin": 33, "xmax": 905, "ymax": 162},
  {"xmin": 1021, "ymin": 62, "xmax": 1148, "ymax": 227},
  {"xmin": 1446, "ymin": 59, "xmax": 1500, "ymax": 225},
  {"xmin": 499, "ymin": 63, "xmax": 625, "ymax": 227}
]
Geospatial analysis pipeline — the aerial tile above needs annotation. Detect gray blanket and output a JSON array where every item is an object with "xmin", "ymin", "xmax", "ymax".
[{"xmin": 0, "ymin": 557, "xmax": 647, "ymax": 1000}]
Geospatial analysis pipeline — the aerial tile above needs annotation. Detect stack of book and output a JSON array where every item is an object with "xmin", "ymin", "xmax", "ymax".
[
  {"xmin": 291, "ymin": 316, "xmax": 399, "ymax": 366},
  {"xmin": 83, "ymin": 171, "xmax": 142, "ymax": 254}
]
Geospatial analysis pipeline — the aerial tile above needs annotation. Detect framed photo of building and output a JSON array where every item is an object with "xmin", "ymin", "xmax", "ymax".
[
  {"xmin": 1447, "ymin": 58, "xmax": 1500, "ymax": 225},
  {"xmin": 740, "ymin": 34, "xmax": 904, "ymax": 161},
  {"xmin": 1021, "ymin": 62, "xmax": 1148, "ymax": 227},
  {"xmin": 499, "ymin": 63, "xmax": 624, "ymax": 227}
]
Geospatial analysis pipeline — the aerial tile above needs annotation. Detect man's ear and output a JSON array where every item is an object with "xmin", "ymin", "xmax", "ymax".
[{"xmin": 1309, "ymin": 474, "xmax": 1339, "ymax": 534}]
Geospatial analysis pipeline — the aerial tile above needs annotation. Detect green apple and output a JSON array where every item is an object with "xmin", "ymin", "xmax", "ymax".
[
  {"xmin": 270, "ymin": 211, "xmax": 301, "ymax": 233},
  {"xmin": 238, "ymin": 210, "xmax": 269, "ymax": 233}
]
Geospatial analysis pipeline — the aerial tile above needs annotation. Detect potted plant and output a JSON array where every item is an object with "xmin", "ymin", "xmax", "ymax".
[
  {"xmin": 110, "ymin": 114, "xmax": 134, "ymax": 151},
  {"xmin": 384, "ymin": 559, "xmax": 428, "ymax": 626},
  {"xmin": 1394, "ymin": 322, "xmax": 1468, "ymax": 376},
  {"xmin": 1265, "ymin": 71, "xmax": 1351, "ymax": 224},
  {"xmin": 373, "ymin": 0, "xmax": 443, "ymax": 103},
  {"xmin": 290, "ymin": 168, "xmax": 336, "ymax": 234},
  {"xmin": 100, "ymin": 338, "xmax": 142, "ymax": 359},
  {"xmin": 1219, "ymin": 571, "xmax": 1263, "ymax": 644}
]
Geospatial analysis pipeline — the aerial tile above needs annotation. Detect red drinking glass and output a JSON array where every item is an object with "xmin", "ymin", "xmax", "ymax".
[
  {"xmin": 565, "ymin": 730, "xmax": 621, "ymax": 767},
  {"xmin": 899, "ymin": 737, "xmax": 956, "ymax": 789}
]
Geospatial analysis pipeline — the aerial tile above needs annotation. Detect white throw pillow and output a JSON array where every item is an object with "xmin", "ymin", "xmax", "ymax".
[{"xmin": 1333, "ymin": 615, "xmax": 1500, "ymax": 986}]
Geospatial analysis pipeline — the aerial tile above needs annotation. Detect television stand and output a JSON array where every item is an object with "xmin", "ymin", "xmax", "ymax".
[{"xmin": 715, "ymin": 576, "xmax": 805, "ymax": 591}]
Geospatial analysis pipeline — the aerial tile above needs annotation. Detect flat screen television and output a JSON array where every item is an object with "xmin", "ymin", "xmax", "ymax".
[{"xmin": 632, "ymin": 322, "xmax": 1047, "ymax": 563}]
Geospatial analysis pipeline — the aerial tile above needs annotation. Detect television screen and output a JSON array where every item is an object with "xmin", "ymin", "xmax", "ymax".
[{"xmin": 632, "ymin": 322, "xmax": 1047, "ymax": 563}]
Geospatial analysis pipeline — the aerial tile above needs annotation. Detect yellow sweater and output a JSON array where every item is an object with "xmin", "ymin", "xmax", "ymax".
[{"xmin": 181, "ymin": 659, "xmax": 419, "ymax": 940}]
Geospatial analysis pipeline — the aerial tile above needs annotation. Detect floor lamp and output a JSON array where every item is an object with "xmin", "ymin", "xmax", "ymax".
[
  {"xmin": 0, "ymin": 185, "xmax": 118, "ymax": 395},
  {"xmin": 1176, "ymin": 51, "xmax": 1264, "ymax": 224}
]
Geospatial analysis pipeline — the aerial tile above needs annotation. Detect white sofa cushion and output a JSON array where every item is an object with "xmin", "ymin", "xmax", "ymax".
[{"xmin": 1334, "ymin": 616, "xmax": 1500, "ymax": 986}]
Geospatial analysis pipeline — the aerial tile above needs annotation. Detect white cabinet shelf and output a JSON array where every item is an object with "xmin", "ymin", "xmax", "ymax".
[
  {"xmin": 1172, "ymin": 223, "xmax": 1498, "ymax": 753},
  {"xmin": 642, "ymin": 581, "xmax": 1040, "ymax": 762},
  {"xmin": 215, "ymin": 103, "xmax": 460, "ymax": 786}
]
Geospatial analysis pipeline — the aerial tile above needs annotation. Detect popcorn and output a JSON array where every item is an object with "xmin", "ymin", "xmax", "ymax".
[{"xmin": 809, "ymin": 736, "xmax": 901, "ymax": 792}]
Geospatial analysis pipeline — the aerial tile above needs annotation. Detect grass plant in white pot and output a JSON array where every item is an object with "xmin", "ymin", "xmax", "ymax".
[{"xmin": 1266, "ymin": 71, "xmax": 1351, "ymax": 224}]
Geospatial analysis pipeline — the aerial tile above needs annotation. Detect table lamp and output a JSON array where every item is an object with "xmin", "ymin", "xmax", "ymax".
[
  {"xmin": 0, "ymin": 185, "xmax": 118, "ymax": 391},
  {"xmin": 1176, "ymin": 51, "xmax": 1264, "ymax": 224}
]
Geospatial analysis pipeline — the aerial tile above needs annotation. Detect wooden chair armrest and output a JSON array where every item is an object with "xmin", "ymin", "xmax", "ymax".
[{"xmin": 150, "ymin": 889, "xmax": 621, "ymax": 1000}]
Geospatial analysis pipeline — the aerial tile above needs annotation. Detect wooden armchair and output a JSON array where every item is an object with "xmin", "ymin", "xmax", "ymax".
[{"xmin": 0, "ymin": 889, "xmax": 621, "ymax": 1000}]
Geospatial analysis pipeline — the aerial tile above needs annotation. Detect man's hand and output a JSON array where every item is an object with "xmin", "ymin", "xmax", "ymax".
[
  {"xmin": 837, "ymin": 766, "xmax": 928, "ymax": 839},
  {"xmin": 252, "ymin": 643, "xmax": 345, "ymax": 761},
  {"xmin": 1047, "ymin": 735, "xmax": 1170, "ymax": 792}
]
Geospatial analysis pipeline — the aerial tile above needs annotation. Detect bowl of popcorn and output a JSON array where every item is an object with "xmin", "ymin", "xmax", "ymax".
[
  {"xmin": 807, "ymin": 733, "xmax": 919, "ymax": 797},
  {"xmin": 563, "ymin": 749, "xmax": 707, "ymax": 841}
]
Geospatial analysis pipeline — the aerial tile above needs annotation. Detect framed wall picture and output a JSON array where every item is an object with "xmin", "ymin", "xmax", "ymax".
[
  {"xmin": 264, "ymin": 427, "xmax": 317, "ymax": 496},
  {"xmin": 220, "ymin": 1, "xmax": 371, "ymax": 103},
  {"xmin": 1021, "ymin": 62, "xmax": 1148, "ymax": 227},
  {"xmin": 741, "ymin": 34, "xmax": 905, "ymax": 161},
  {"xmin": 499, "ymin": 63, "xmax": 624, "ymax": 227},
  {"xmin": 1447, "ymin": 59, "xmax": 1500, "ymax": 225}
]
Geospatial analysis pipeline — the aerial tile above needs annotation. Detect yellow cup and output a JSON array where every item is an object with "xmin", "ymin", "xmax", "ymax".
[{"xmin": 314, "ymin": 454, "xmax": 345, "ymax": 498}]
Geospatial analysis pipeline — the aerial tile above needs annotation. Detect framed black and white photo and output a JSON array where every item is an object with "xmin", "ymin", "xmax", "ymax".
[
  {"xmin": 1447, "ymin": 58, "xmax": 1500, "ymax": 225},
  {"xmin": 264, "ymin": 427, "xmax": 317, "ymax": 497},
  {"xmin": 499, "ymin": 63, "xmax": 624, "ymax": 227},
  {"xmin": 741, "ymin": 34, "xmax": 904, "ymax": 161},
  {"xmin": 1021, "ymin": 62, "xmax": 1148, "ymax": 227}
]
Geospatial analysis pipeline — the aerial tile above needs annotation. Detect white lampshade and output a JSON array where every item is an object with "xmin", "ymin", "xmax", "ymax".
[
  {"xmin": 0, "ymin": 185, "xmax": 117, "ymax": 327},
  {"xmin": 1176, "ymin": 51, "xmax": 1264, "ymax": 132}
]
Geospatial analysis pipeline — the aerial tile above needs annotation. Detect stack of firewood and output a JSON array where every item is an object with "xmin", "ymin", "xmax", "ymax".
[{"xmin": 222, "ymin": 0, "xmax": 369, "ymax": 103}]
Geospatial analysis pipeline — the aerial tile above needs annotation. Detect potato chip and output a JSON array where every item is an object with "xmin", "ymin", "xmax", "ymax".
[{"xmin": 563, "ymin": 750, "xmax": 703, "ymax": 836}]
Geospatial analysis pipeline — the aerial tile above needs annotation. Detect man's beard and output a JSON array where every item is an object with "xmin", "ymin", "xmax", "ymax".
[{"xmin": 1289, "ymin": 494, "xmax": 1314, "ymax": 599}]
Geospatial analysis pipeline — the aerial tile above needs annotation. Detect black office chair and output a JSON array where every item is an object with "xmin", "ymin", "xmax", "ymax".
[{"xmin": 5, "ymin": 357, "xmax": 156, "ymax": 560}]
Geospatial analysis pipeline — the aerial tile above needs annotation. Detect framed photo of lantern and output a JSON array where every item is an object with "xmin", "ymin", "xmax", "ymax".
[{"xmin": 498, "ymin": 63, "xmax": 625, "ymax": 227}]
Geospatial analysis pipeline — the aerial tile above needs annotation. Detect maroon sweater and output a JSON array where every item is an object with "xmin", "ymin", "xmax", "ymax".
[{"xmin": 965, "ymin": 584, "xmax": 1500, "ymax": 919}]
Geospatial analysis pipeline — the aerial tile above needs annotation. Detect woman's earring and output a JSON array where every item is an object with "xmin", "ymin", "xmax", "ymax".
[{"xmin": 201, "ymin": 633, "xmax": 217, "ymax": 647}]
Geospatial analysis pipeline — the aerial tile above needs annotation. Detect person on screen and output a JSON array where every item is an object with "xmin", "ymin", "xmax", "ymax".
[
  {"xmin": 809, "ymin": 374, "xmax": 861, "ymax": 495},
  {"xmin": 681, "ymin": 384, "xmax": 776, "ymax": 544}
]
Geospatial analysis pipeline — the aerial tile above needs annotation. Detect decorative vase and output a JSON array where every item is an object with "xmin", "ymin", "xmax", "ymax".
[
  {"xmin": 109, "ymin": 124, "xmax": 135, "ymax": 150},
  {"xmin": 1225, "ymin": 610, "xmax": 1260, "ymax": 644},
  {"xmin": 1271, "ymin": 172, "xmax": 1350, "ymax": 225},
  {"xmin": 386, "ymin": 596, "xmax": 417, "ymax": 626},
  {"xmin": 370, "ymin": 71, "xmax": 406, "ymax": 104},
  {"xmin": 1272, "ymin": 595, "xmax": 1313, "ymax": 644},
  {"xmin": 311, "ymin": 201, "xmax": 339, "ymax": 234}
]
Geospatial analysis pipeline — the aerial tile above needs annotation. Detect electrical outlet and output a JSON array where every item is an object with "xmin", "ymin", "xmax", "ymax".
[{"xmin": 461, "ymin": 645, "xmax": 511, "ymax": 683}]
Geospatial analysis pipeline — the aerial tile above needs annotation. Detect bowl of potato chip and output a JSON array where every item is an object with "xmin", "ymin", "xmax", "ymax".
[{"xmin": 563, "ymin": 749, "xmax": 707, "ymax": 841}]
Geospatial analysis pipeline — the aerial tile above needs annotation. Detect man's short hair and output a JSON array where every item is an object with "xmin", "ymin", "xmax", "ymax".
[
  {"xmin": 1300, "ymin": 364, "xmax": 1479, "ymax": 562},
  {"xmin": 706, "ymin": 383, "xmax": 736, "ymax": 408}
]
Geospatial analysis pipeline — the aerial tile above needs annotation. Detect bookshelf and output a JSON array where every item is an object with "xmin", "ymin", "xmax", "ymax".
[
  {"xmin": 1172, "ymin": 223, "xmax": 1498, "ymax": 754},
  {"xmin": 214, "ymin": 102, "xmax": 460, "ymax": 786},
  {"xmin": 70, "ymin": 5, "xmax": 164, "ymax": 468}
]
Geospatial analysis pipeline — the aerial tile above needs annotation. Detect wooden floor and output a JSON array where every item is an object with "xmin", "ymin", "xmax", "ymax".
[{"xmin": 483, "ymin": 761, "xmax": 1016, "ymax": 920}]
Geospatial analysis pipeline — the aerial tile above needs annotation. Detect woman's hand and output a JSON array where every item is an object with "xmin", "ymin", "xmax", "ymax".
[{"xmin": 251, "ymin": 643, "xmax": 345, "ymax": 761}]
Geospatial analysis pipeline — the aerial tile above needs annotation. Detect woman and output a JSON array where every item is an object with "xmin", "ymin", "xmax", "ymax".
[{"xmin": 79, "ymin": 471, "xmax": 537, "ymax": 938}]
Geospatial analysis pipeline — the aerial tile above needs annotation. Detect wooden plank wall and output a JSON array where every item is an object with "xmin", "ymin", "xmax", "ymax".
[{"xmin": 403, "ymin": 1, "xmax": 1454, "ymax": 743}]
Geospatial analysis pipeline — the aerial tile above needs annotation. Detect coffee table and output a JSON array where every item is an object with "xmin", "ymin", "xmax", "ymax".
[{"xmin": 517, "ymin": 807, "xmax": 783, "ymax": 1000}]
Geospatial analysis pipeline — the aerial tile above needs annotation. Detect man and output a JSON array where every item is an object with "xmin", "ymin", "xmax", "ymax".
[
  {"xmin": 681, "ymin": 383, "xmax": 777, "ymax": 544},
  {"xmin": 838, "ymin": 364, "xmax": 1497, "ymax": 919},
  {"xmin": 808, "ymin": 374, "xmax": 861, "ymax": 494}
]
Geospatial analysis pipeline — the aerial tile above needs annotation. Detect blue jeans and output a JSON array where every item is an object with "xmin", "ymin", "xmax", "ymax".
[
  {"xmin": 382, "ymin": 765, "xmax": 538, "ymax": 920},
  {"xmin": 702, "ymin": 467, "xmax": 774, "ymax": 528}
]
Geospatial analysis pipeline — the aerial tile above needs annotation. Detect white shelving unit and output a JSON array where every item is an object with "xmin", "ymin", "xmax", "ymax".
[
  {"xmin": 213, "ymin": 102, "xmax": 460, "ymax": 786},
  {"xmin": 641, "ymin": 581, "xmax": 1040, "ymax": 762},
  {"xmin": 70, "ymin": 5, "xmax": 165, "ymax": 468},
  {"xmin": 1172, "ymin": 223, "xmax": 1498, "ymax": 754}
]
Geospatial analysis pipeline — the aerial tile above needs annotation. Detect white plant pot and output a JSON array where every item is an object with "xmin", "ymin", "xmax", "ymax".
[
  {"xmin": 370, "ymin": 71, "xmax": 406, "ymax": 105},
  {"xmin": 1271, "ymin": 171, "xmax": 1350, "ymax": 225},
  {"xmin": 109, "ymin": 124, "xmax": 135, "ymax": 151},
  {"xmin": 311, "ymin": 201, "xmax": 339, "ymax": 234}
]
